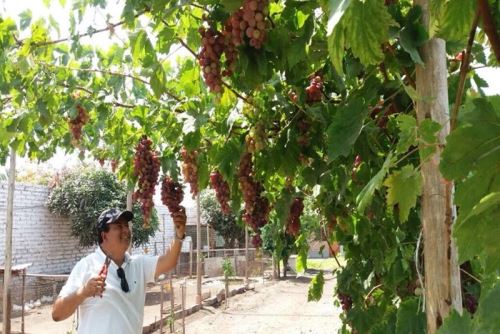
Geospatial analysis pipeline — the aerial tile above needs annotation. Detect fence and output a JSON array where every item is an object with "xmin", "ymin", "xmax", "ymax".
[{"xmin": 1, "ymin": 247, "xmax": 273, "ymax": 334}]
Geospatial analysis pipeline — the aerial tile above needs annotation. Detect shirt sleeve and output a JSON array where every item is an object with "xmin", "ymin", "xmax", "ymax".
[
  {"xmin": 142, "ymin": 255, "xmax": 159, "ymax": 284},
  {"xmin": 58, "ymin": 258, "xmax": 90, "ymax": 298}
]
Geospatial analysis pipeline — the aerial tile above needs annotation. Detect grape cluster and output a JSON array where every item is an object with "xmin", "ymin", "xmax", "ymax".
[
  {"xmin": 180, "ymin": 147, "xmax": 199, "ymax": 198},
  {"xmin": 305, "ymin": 76, "xmax": 323, "ymax": 103},
  {"xmin": 161, "ymin": 177, "xmax": 183, "ymax": 212},
  {"xmin": 133, "ymin": 136, "xmax": 161, "ymax": 227},
  {"xmin": 238, "ymin": 152, "xmax": 270, "ymax": 245},
  {"xmin": 210, "ymin": 171, "xmax": 231, "ymax": 214},
  {"xmin": 198, "ymin": 27, "xmax": 225, "ymax": 93},
  {"xmin": 338, "ymin": 292, "xmax": 353, "ymax": 311},
  {"xmin": 68, "ymin": 103, "xmax": 90, "ymax": 143},
  {"xmin": 297, "ymin": 117, "xmax": 311, "ymax": 148},
  {"xmin": 240, "ymin": 0, "xmax": 269, "ymax": 49},
  {"xmin": 111, "ymin": 159, "xmax": 118, "ymax": 173},
  {"xmin": 286, "ymin": 197, "xmax": 304, "ymax": 236},
  {"xmin": 198, "ymin": 0, "xmax": 270, "ymax": 91},
  {"xmin": 251, "ymin": 234, "xmax": 262, "ymax": 248}
]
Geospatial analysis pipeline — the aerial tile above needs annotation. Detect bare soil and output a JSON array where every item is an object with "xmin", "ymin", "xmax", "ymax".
[{"xmin": 158, "ymin": 272, "xmax": 342, "ymax": 334}]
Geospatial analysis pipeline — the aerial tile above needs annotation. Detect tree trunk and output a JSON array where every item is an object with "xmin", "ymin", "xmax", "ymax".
[{"xmin": 415, "ymin": 0, "xmax": 462, "ymax": 332}]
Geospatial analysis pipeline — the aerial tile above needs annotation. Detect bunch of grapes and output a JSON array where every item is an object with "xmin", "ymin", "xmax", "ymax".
[
  {"xmin": 161, "ymin": 176, "xmax": 184, "ymax": 213},
  {"xmin": 133, "ymin": 136, "xmax": 161, "ymax": 227},
  {"xmin": 338, "ymin": 292, "xmax": 353, "ymax": 311},
  {"xmin": 240, "ymin": 0, "xmax": 269, "ymax": 49},
  {"xmin": 286, "ymin": 197, "xmax": 304, "ymax": 236},
  {"xmin": 97, "ymin": 158, "xmax": 105, "ymax": 167},
  {"xmin": 238, "ymin": 153, "xmax": 270, "ymax": 234},
  {"xmin": 180, "ymin": 147, "xmax": 199, "ymax": 198},
  {"xmin": 210, "ymin": 171, "xmax": 231, "ymax": 214},
  {"xmin": 68, "ymin": 103, "xmax": 90, "ymax": 143},
  {"xmin": 198, "ymin": 26, "xmax": 225, "ymax": 93},
  {"xmin": 111, "ymin": 159, "xmax": 119, "ymax": 173},
  {"xmin": 251, "ymin": 233, "xmax": 262, "ymax": 248},
  {"xmin": 297, "ymin": 117, "xmax": 311, "ymax": 148},
  {"xmin": 305, "ymin": 76, "xmax": 323, "ymax": 103}
]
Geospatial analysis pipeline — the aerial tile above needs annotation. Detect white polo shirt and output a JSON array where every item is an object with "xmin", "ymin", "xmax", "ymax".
[{"xmin": 59, "ymin": 247, "xmax": 158, "ymax": 334}]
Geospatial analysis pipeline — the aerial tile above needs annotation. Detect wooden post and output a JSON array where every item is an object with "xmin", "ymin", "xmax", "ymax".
[
  {"xmin": 196, "ymin": 195, "xmax": 202, "ymax": 305},
  {"xmin": 245, "ymin": 227, "xmax": 249, "ymax": 285},
  {"xmin": 21, "ymin": 270, "xmax": 25, "ymax": 334},
  {"xmin": 415, "ymin": 0, "xmax": 462, "ymax": 331},
  {"xmin": 181, "ymin": 280, "xmax": 186, "ymax": 334},
  {"xmin": 169, "ymin": 274, "xmax": 175, "ymax": 333},
  {"xmin": 3, "ymin": 146, "xmax": 16, "ymax": 334},
  {"xmin": 189, "ymin": 240, "xmax": 193, "ymax": 278},
  {"xmin": 206, "ymin": 223, "xmax": 210, "ymax": 258}
]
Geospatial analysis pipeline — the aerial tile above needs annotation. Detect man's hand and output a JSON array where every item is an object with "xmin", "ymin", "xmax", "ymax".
[
  {"xmin": 81, "ymin": 275, "xmax": 106, "ymax": 298},
  {"xmin": 172, "ymin": 206, "xmax": 186, "ymax": 238}
]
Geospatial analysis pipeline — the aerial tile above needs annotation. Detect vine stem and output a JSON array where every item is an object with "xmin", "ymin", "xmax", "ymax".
[
  {"xmin": 18, "ymin": 10, "xmax": 147, "ymax": 48},
  {"xmin": 364, "ymin": 284, "xmax": 383, "ymax": 305},
  {"xmin": 460, "ymin": 268, "xmax": 482, "ymax": 284},
  {"xmin": 477, "ymin": 0, "xmax": 500, "ymax": 62},
  {"xmin": 450, "ymin": 9, "xmax": 480, "ymax": 130},
  {"xmin": 39, "ymin": 62, "xmax": 183, "ymax": 103},
  {"xmin": 322, "ymin": 225, "xmax": 344, "ymax": 269}
]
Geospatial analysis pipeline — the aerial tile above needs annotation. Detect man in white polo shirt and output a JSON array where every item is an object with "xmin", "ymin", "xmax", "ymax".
[{"xmin": 52, "ymin": 207, "xmax": 186, "ymax": 333}]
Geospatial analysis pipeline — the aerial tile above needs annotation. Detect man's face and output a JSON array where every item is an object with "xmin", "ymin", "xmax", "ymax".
[{"xmin": 104, "ymin": 219, "xmax": 131, "ymax": 251}]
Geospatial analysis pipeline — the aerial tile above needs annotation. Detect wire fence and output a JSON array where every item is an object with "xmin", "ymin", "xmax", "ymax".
[{"xmin": 1, "ymin": 247, "xmax": 273, "ymax": 334}]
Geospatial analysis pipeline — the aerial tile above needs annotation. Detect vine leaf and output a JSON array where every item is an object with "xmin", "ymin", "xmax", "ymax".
[
  {"xmin": 434, "ymin": 0, "xmax": 476, "ymax": 43},
  {"xmin": 395, "ymin": 298, "xmax": 426, "ymax": 334},
  {"xmin": 326, "ymin": 97, "xmax": 365, "ymax": 160},
  {"xmin": 417, "ymin": 119, "xmax": 441, "ymax": 162},
  {"xmin": 395, "ymin": 114, "xmax": 417, "ymax": 155},
  {"xmin": 437, "ymin": 310, "xmax": 472, "ymax": 334},
  {"xmin": 307, "ymin": 270, "xmax": 324, "ymax": 302},
  {"xmin": 384, "ymin": 165, "xmax": 422, "ymax": 222},
  {"xmin": 473, "ymin": 281, "xmax": 500, "ymax": 333},
  {"xmin": 345, "ymin": 0, "xmax": 397, "ymax": 66},
  {"xmin": 398, "ymin": 6, "xmax": 427, "ymax": 65},
  {"xmin": 357, "ymin": 152, "xmax": 394, "ymax": 213},
  {"xmin": 326, "ymin": 0, "xmax": 352, "ymax": 36}
]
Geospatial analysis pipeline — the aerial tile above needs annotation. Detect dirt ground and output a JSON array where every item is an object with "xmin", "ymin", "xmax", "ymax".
[{"xmin": 157, "ymin": 272, "xmax": 342, "ymax": 334}]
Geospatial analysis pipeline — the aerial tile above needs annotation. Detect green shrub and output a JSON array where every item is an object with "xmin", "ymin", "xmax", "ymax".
[{"xmin": 47, "ymin": 168, "xmax": 159, "ymax": 247}]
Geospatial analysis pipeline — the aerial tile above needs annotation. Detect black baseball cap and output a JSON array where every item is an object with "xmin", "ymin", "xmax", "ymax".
[{"xmin": 97, "ymin": 208, "xmax": 134, "ymax": 231}]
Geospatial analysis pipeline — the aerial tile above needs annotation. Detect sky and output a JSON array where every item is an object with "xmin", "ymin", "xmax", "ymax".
[{"xmin": 1, "ymin": 0, "xmax": 499, "ymax": 174}]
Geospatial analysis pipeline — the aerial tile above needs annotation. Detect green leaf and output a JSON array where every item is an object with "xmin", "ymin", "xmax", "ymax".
[
  {"xmin": 395, "ymin": 114, "xmax": 417, "ymax": 155},
  {"xmin": 345, "ymin": 0, "xmax": 396, "ymax": 66},
  {"xmin": 418, "ymin": 119, "xmax": 441, "ymax": 161},
  {"xmin": 326, "ymin": 0, "xmax": 352, "ymax": 36},
  {"xmin": 357, "ymin": 152, "xmax": 394, "ymax": 213},
  {"xmin": 473, "ymin": 281, "xmax": 500, "ymax": 333},
  {"xmin": 220, "ymin": 0, "xmax": 243, "ymax": 12},
  {"xmin": 19, "ymin": 10, "xmax": 32, "ymax": 30},
  {"xmin": 398, "ymin": 6, "xmax": 427, "ymax": 65},
  {"xmin": 150, "ymin": 64, "xmax": 166, "ymax": 98},
  {"xmin": 326, "ymin": 97, "xmax": 366, "ymax": 160},
  {"xmin": 384, "ymin": 165, "xmax": 422, "ymax": 222},
  {"xmin": 395, "ymin": 298, "xmax": 426, "ymax": 334},
  {"xmin": 327, "ymin": 19, "xmax": 346, "ymax": 72},
  {"xmin": 438, "ymin": 0, "xmax": 476, "ymax": 43},
  {"xmin": 454, "ymin": 192, "xmax": 500, "ymax": 273},
  {"xmin": 437, "ymin": 310, "xmax": 472, "ymax": 334},
  {"xmin": 307, "ymin": 270, "xmax": 325, "ymax": 302},
  {"xmin": 441, "ymin": 99, "xmax": 500, "ymax": 180}
]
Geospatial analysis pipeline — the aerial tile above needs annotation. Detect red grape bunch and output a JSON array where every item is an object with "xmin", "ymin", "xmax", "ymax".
[
  {"xmin": 68, "ymin": 103, "xmax": 90, "ymax": 143},
  {"xmin": 240, "ymin": 0, "xmax": 270, "ymax": 49},
  {"xmin": 305, "ymin": 75, "xmax": 323, "ymax": 103},
  {"xmin": 338, "ymin": 292, "xmax": 353, "ymax": 311},
  {"xmin": 161, "ymin": 176, "xmax": 184, "ymax": 213},
  {"xmin": 297, "ymin": 117, "xmax": 311, "ymax": 148},
  {"xmin": 133, "ymin": 136, "xmax": 161, "ymax": 227},
  {"xmin": 111, "ymin": 159, "xmax": 119, "ymax": 173},
  {"xmin": 210, "ymin": 171, "xmax": 231, "ymax": 214},
  {"xmin": 198, "ymin": 26, "xmax": 225, "ymax": 93},
  {"xmin": 180, "ymin": 147, "xmax": 199, "ymax": 198},
  {"xmin": 286, "ymin": 197, "xmax": 304, "ymax": 236},
  {"xmin": 238, "ymin": 153, "xmax": 270, "ymax": 239}
]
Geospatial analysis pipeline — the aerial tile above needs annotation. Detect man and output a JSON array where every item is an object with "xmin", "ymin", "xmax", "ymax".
[{"xmin": 52, "ymin": 207, "xmax": 186, "ymax": 333}]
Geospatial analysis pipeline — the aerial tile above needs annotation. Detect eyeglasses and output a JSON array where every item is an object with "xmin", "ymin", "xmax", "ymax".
[{"xmin": 116, "ymin": 267, "xmax": 130, "ymax": 293}]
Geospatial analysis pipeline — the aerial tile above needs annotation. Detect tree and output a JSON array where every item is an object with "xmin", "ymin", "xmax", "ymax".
[
  {"xmin": 200, "ymin": 189, "xmax": 244, "ymax": 248},
  {"xmin": 1, "ymin": 0, "xmax": 500, "ymax": 332},
  {"xmin": 47, "ymin": 168, "xmax": 159, "ymax": 247}
]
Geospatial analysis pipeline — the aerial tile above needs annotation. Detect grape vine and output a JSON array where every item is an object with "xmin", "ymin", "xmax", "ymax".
[
  {"xmin": 210, "ymin": 170, "xmax": 231, "ymax": 214},
  {"xmin": 180, "ymin": 147, "xmax": 199, "ymax": 198}
]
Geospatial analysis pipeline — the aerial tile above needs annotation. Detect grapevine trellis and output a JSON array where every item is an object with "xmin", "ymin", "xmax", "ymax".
[{"xmin": 1, "ymin": 0, "xmax": 500, "ymax": 333}]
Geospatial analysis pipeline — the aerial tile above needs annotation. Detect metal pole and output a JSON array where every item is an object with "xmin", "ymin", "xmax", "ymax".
[
  {"xmin": 206, "ymin": 223, "xmax": 210, "ymax": 258},
  {"xmin": 189, "ymin": 240, "xmax": 193, "ymax": 278},
  {"xmin": 245, "ymin": 227, "xmax": 249, "ymax": 286},
  {"xmin": 196, "ymin": 194, "xmax": 202, "ymax": 305},
  {"xmin": 181, "ymin": 280, "xmax": 186, "ymax": 334},
  {"xmin": 3, "ymin": 146, "xmax": 16, "ymax": 334}
]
